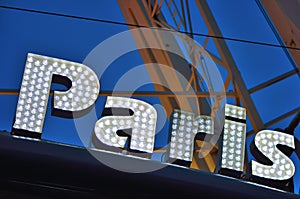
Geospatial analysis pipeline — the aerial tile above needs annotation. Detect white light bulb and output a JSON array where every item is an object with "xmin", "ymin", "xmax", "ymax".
[
  {"xmin": 251, "ymin": 130, "xmax": 295, "ymax": 180},
  {"xmin": 13, "ymin": 53, "xmax": 100, "ymax": 136}
]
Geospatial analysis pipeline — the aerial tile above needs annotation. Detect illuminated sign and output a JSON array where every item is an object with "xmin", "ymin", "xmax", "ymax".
[
  {"xmin": 13, "ymin": 53, "xmax": 100, "ymax": 137},
  {"xmin": 9, "ymin": 53, "xmax": 297, "ymax": 191},
  {"xmin": 94, "ymin": 96, "xmax": 157, "ymax": 153}
]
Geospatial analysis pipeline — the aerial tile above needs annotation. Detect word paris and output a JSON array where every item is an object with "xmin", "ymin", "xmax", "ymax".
[{"xmin": 13, "ymin": 53, "xmax": 295, "ymax": 188}]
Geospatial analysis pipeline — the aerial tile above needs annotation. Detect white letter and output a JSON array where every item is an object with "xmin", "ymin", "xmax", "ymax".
[
  {"xmin": 13, "ymin": 53, "xmax": 99, "ymax": 137},
  {"xmin": 168, "ymin": 109, "xmax": 213, "ymax": 162},
  {"xmin": 251, "ymin": 130, "xmax": 295, "ymax": 180},
  {"xmin": 219, "ymin": 104, "xmax": 247, "ymax": 174},
  {"xmin": 94, "ymin": 96, "xmax": 157, "ymax": 153}
]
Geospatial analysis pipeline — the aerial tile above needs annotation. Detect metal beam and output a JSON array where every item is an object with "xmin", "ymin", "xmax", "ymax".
[
  {"xmin": 247, "ymin": 107, "xmax": 300, "ymax": 137},
  {"xmin": 118, "ymin": 0, "xmax": 201, "ymax": 115},
  {"xmin": 259, "ymin": 0, "xmax": 300, "ymax": 72},
  {"xmin": 249, "ymin": 69, "xmax": 298, "ymax": 94},
  {"xmin": 117, "ymin": 0, "xmax": 213, "ymax": 170},
  {"xmin": 195, "ymin": 0, "xmax": 265, "ymax": 133},
  {"xmin": 0, "ymin": 90, "xmax": 236, "ymax": 97}
]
